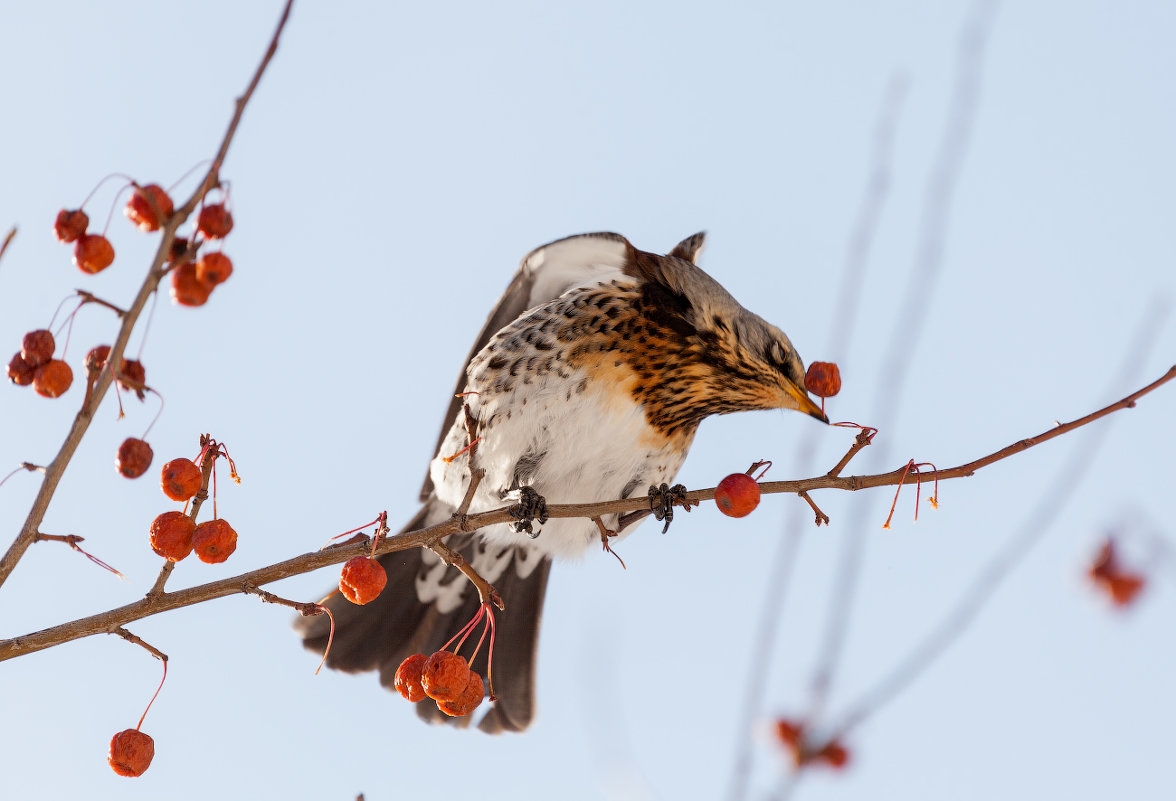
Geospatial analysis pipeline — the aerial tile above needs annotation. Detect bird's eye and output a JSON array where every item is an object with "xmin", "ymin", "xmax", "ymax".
[{"xmin": 768, "ymin": 341, "xmax": 788, "ymax": 367}]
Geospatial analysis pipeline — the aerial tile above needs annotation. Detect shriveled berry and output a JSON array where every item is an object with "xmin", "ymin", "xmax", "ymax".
[
  {"xmin": 196, "ymin": 204, "xmax": 234, "ymax": 239},
  {"xmin": 85, "ymin": 344, "xmax": 112, "ymax": 375},
  {"xmin": 118, "ymin": 358, "xmax": 147, "ymax": 400},
  {"xmin": 437, "ymin": 669, "xmax": 485, "ymax": 717},
  {"xmin": 124, "ymin": 184, "xmax": 174, "ymax": 232},
  {"xmin": 420, "ymin": 651, "xmax": 470, "ymax": 703},
  {"xmin": 339, "ymin": 556, "xmax": 387, "ymax": 604},
  {"xmin": 195, "ymin": 252, "xmax": 233, "ymax": 286},
  {"xmin": 21, "ymin": 329, "xmax": 55, "ymax": 367},
  {"xmin": 7, "ymin": 352, "xmax": 34, "ymax": 386},
  {"xmin": 394, "ymin": 653, "xmax": 430, "ymax": 703},
  {"xmin": 33, "ymin": 359, "xmax": 73, "ymax": 398},
  {"xmin": 108, "ymin": 728, "xmax": 154, "ymax": 777},
  {"xmin": 805, "ymin": 361, "xmax": 841, "ymax": 398},
  {"xmin": 715, "ymin": 472, "xmax": 761, "ymax": 518},
  {"xmin": 169, "ymin": 262, "xmax": 214, "ymax": 307},
  {"xmin": 117, "ymin": 437, "xmax": 153, "ymax": 478},
  {"xmin": 74, "ymin": 233, "xmax": 115, "ymax": 274},
  {"xmin": 150, "ymin": 510, "xmax": 196, "ymax": 561},
  {"xmin": 192, "ymin": 518, "xmax": 237, "ymax": 564},
  {"xmin": 167, "ymin": 236, "xmax": 192, "ymax": 264},
  {"xmin": 160, "ymin": 457, "xmax": 202, "ymax": 501},
  {"xmin": 54, "ymin": 208, "xmax": 89, "ymax": 243}
]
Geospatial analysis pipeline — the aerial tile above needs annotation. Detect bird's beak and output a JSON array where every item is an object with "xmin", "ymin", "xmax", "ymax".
[{"xmin": 784, "ymin": 380, "xmax": 829, "ymax": 424}]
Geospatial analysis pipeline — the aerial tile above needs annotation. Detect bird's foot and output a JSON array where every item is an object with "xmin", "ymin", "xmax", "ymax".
[
  {"xmin": 510, "ymin": 486, "xmax": 548, "ymax": 538},
  {"xmin": 592, "ymin": 516, "xmax": 626, "ymax": 570},
  {"xmin": 648, "ymin": 483, "xmax": 690, "ymax": 534}
]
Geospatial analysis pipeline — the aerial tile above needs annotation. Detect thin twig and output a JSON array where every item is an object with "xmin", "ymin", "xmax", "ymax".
[
  {"xmin": 0, "ymin": 0, "xmax": 295, "ymax": 592},
  {"xmin": 0, "ymin": 226, "xmax": 15, "ymax": 269},
  {"xmin": 797, "ymin": 491, "xmax": 829, "ymax": 527},
  {"xmin": 112, "ymin": 627, "xmax": 168, "ymax": 663},
  {"xmin": 426, "ymin": 541, "xmax": 504, "ymax": 610},
  {"xmin": 75, "ymin": 289, "xmax": 128, "ymax": 317}
]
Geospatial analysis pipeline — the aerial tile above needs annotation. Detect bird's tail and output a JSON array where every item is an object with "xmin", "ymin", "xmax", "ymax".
[{"xmin": 297, "ymin": 501, "xmax": 552, "ymax": 733}]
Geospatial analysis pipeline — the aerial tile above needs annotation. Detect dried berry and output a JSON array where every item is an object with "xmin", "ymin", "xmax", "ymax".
[
  {"xmin": 150, "ymin": 510, "xmax": 196, "ymax": 561},
  {"xmin": 420, "ymin": 651, "xmax": 470, "ymax": 703},
  {"xmin": 117, "ymin": 437, "xmax": 153, "ymax": 478},
  {"xmin": 192, "ymin": 518, "xmax": 237, "ymax": 564},
  {"xmin": 117, "ymin": 358, "xmax": 147, "ymax": 400},
  {"xmin": 169, "ymin": 262, "xmax": 214, "ymax": 307},
  {"xmin": 339, "ymin": 556, "xmax": 387, "ymax": 604},
  {"xmin": 394, "ymin": 653, "xmax": 430, "ymax": 703},
  {"xmin": 160, "ymin": 458, "xmax": 202, "ymax": 502},
  {"xmin": 74, "ymin": 233, "xmax": 115, "ymax": 274},
  {"xmin": 108, "ymin": 729, "xmax": 154, "ymax": 777},
  {"xmin": 715, "ymin": 472, "xmax": 760, "ymax": 518},
  {"xmin": 196, "ymin": 204, "xmax": 234, "ymax": 239},
  {"xmin": 805, "ymin": 361, "xmax": 841, "ymax": 398},
  {"xmin": 167, "ymin": 236, "xmax": 192, "ymax": 264},
  {"xmin": 54, "ymin": 208, "xmax": 89, "ymax": 243},
  {"xmin": 85, "ymin": 344, "xmax": 112, "ymax": 375},
  {"xmin": 33, "ymin": 359, "xmax": 73, "ymax": 398},
  {"xmin": 7, "ymin": 352, "xmax": 34, "ymax": 386},
  {"xmin": 195, "ymin": 252, "xmax": 233, "ymax": 286},
  {"xmin": 21, "ymin": 329, "xmax": 55, "ymax": 367},
  {"xmin": 437, "ymin": 669, "xmax": 485, "ymax": 717},
  {"xmin": 124, "ymin": 184, "xmax": 174, "ymax": 232}
]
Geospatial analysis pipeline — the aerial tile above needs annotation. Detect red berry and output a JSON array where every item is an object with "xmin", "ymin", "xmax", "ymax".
[
  {"xmin": 339, "ymin": 556, "xmax": 388, "ymax": 604},
  {"xmin": 124, "ymin": 184, "xmax": 174, "ymax": 232},
  {"xmin": 54, "ymin": 208, "xmax": 89, "ymax": 243},
  {"xmin": 33, "ymin": 359, "xmax": 73, "ymax": 398},
  {"xmin": 150, "ymin": 510, "xmax": 196, "ymax": 561},
  {"xmin": 85, "ymin": 344, "xmax": 112, "ymax": 375},
  {"xmin": 816, "ymin": 740, "xmax": 850, "ymax": 769},
  {"xmin": 394, "ymin": 653, "xmax": 430, "ymax": 703},
  {"xmin": 117, "ymin": 358, "xmax": 147, "ymax": 400},
  {"xmin": 805, "ymin": 361, "xmax": 841, "ymax": 398},
  {"xmin": 420, "ymin": 651, "xmax": 470, "ymax": 703},
  {"xmin": 715, "ymin": 472, "xmax": 761, "ymax": 517},
  {"xmin": 192, "ymin": 518, "xmax": 237, "ymax": 564},
  {"xmin": 108, "ymin": 728, "xmax": 154, "ymax": 777},
  {"xmin": 437, "ymin": 669, "xmax": 485, "ymax": 717},
  {"xmin": 7, "ymin": 352, "xmax": 35, "ymax": 386},
  {"xmin": 117, "ymin": 437, "xmax": 153, "ymax": 478},
  {"xmin": 74, "ymin": 233, "xmax": 115, "ymax": 274},
  {"xmin": 169, "ymin": 262, "xmax": 214, "ymax": 307},
  {"xmin": 195, "ymin": 252, "xmax": 233, "ymax": 286},
  {"xmin": 160, "ymin": 458, "xmax": 202, "ymax": 502},
  {"xmin": 21, "ymin": 329, "xmax": 55, "ymax": 367},
  {"xmin": 196, "ymin": 204, "xmax": 234, "ymax": 239}
]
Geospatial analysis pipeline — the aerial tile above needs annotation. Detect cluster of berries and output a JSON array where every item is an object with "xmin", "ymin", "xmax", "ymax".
[
  {"xmin": 7, "ymin": 329, "xmax": 72, "ymax": 397},
  {"xmin": 148, "ymin": 442, "xmax": 238, "ymax": 564},
  {"xmin": 54, "ymin": 179, "xmax": 235, "ymax": 307},
  {"xmin": 774, "ymin": 719, "xmax": 850, "ymax": 771},
  {"xmin": 395, "ymin": 650, "xmax": 486, "ymax": 718}
]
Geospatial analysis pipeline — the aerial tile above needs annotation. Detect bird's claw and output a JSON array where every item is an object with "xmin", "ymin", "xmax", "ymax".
[
  {"xmin": 648, "ymin": 483, "xmax": 689, "ymax": 534},
  {"xmin": 510, "ymin": 486, "xmax": 548, "ymax": 538}
]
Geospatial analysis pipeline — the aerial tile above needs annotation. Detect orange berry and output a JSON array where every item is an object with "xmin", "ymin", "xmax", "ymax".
[
  {"xmin": 394, "ymin": 653, "xmax": 430, "ymax": 703},
  {"xmin": 150, "ymin": 510, "xmax": 196, "ymax": 561},
  {"xmin": 21, "ymin": 329, "xmax": 55, "ymax": 367},
  {"xmin": 192, "ymin": 518, "xmax": 237, "ymax": 564},
  {"xmin": 124, "ymin": 184, "xmax": 174, "ymax": 232},
  {"xmin": 160, "ymin": 457, "xmax": 202, "ymax": 502},
  {"xmin": 195, "ymin": 252, "xmax": 233, "ymax": 286},
  {"xmin": 54, "ymin": 208, "xmax": 89, "ymax": 243},
  {"xmin": 85, "ymin": 344, "xmax": 111, "ymax": 375},
  {"xmin": 117, "ymin": 437, "xmax": 153, "ymax": 478},
  {"xmin": 437, "ymin": 669, "xmax": 485, "ymax": 717},
  {"xmin": 196, "ymin": 204, "xmax": 234, "ymax": 239},
  {"xmin": 816, "ymin": 740, "xmax": 850, "ymax": 769},
  {"xmin": 74, "ymin": 233, "xmax": 115, "ymax": 274},
  {"xmin": 339, "ymin": 556, "xmax": 388, "ymax": 604},
  {"xmin": 715, "ymin": 472, "xmax": 760, "ymax": 518},
  {"xmin": 33, "ymin": 359, "xmax": 73, "ymax": 398},
  {"xmin": 805, "ymin": 361, "xmax": 841, "ymax": 398},
  {"xmin": 108, "ymin": 728, "xmax": 154, "ymax": 777},
  {"xmin": 420, "ymin": 651, "xmax": 470, "ymax": 703},
  {"xmin": 775, "ymin": 719, "xmax": 803, "ymax": 750},
  {"xmin": 7, "ymin": 352, "xmax": 34, "ymax": 386},
  {"xmin": 169, "ymin": 262, "xmax": 214, "ymax": 307}
]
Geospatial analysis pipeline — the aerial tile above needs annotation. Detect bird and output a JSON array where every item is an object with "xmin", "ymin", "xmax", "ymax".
[{"xmin": 298, "ymin": 231, "xmax": 827, "ymax": 732}]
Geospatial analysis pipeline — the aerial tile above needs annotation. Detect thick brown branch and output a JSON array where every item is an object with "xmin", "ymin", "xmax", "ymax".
[{"xmin": 0, "ymin": 365, "xmax": 1171, "ymax": 662}]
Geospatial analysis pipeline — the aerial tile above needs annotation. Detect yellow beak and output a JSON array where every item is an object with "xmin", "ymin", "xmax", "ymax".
[{"xmin": 784, "ymin": 379, "xmax": 829, "ymax": 423}]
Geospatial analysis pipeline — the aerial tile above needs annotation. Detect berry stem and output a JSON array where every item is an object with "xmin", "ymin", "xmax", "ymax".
[{"xmin": 882, "ymin": 459, "xmax": 915, "ymax": 529}]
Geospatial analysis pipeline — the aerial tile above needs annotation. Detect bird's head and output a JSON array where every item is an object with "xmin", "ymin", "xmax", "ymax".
[{"xmin": 623, "ymin": 232, "xmax": 828, "ymax": 430}]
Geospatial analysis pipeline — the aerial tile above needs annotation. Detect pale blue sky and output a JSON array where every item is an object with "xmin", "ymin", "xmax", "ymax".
[{"xmin": 2, "ymin": 2, "xmax": 1174, "ymax": 800}]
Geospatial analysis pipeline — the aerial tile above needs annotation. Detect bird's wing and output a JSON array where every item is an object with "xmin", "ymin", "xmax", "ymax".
[{"xmin": 420, "ymin": 232, "xmax": 635, "ymax": 499}]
